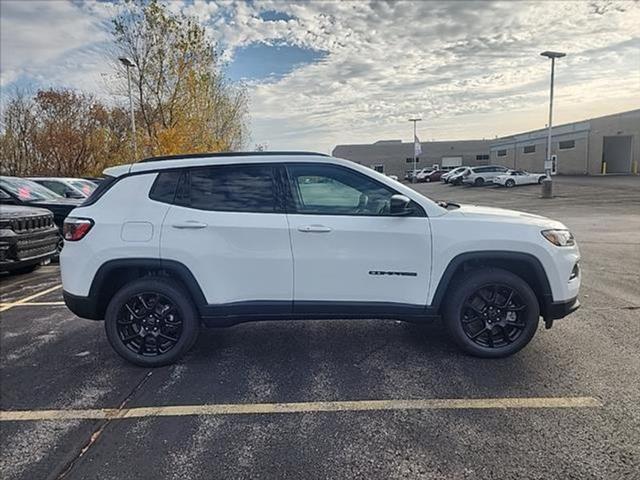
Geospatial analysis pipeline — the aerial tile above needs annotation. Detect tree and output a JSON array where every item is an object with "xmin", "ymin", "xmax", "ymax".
[
  {"xmin": 113, "ymin": 0, "xmax": 248, "ymax": 157},
  {"xmin": 0, "ymin": 89, "xmax": 131, "ymax": 176}
]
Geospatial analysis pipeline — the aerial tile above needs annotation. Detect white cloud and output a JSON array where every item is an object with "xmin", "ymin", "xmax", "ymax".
[{"xmin": 1, "ymin": 0, "xmax": 639, "ymax": 152}]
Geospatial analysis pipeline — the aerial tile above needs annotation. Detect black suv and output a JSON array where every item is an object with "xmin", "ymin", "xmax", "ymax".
[
  {"xmin": 0, "ymin": 205, "xmax": 59, "ymax": 273},
  {"xmin": 0, "ymin": 176, "xmax": 81, "ymax": 250}
]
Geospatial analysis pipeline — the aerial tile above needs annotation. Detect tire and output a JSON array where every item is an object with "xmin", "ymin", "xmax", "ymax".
[
  {"xmin": 538, "ymin": 176, "xmax": 545, "ymax": 184},
  {"xmin": 426, "ymin": 177, "xmax": 431, "ymax": 182},
  {"xmin": 442, "ymin": 268, "xmax": 539, "ymax": 358},
  {"xmin": 105, "ymin": 277, "xmax": 200, "ymax": 367},
  {"xmin": 474, "ymin": 177, "xmax": 485, "ymax": 186},
  {"xmin": 505, "ymin": 179, "xmax": 516, "ymax": 188},
  {"xmin": 12, "ymin": 264, "xmax": 39, "ymax": 275}
]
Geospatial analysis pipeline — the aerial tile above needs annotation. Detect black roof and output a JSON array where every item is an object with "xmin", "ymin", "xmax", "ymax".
[{"xmin": 139, "ymin": 151, "xmax": 330, "ymax": 163}]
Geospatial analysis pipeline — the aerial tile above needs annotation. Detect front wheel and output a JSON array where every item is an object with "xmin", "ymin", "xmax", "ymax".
[
  {"xmin": 105, "ymin": 278, "xmax": 200, "ymax": 367},
  {"xmin": 443, "ymin": 269, "xmax": 539, "ymax": 358},
  {"xmin": 425, "ymin": 177, "xmax": 431, "ymax": 182},
  {"xmin": 474, "ymin": 177, "xmax": 485, "ymax": 186},
  {"xmin": 538, "ymin": 176, "xmax": 546, "ymax": 184},
  {"xmin": 505, "ymin": 179, "xmax": 516, "ymax": 188}
]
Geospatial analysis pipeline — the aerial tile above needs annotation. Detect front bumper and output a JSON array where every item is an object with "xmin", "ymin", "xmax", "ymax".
[{"xmin": 545, "ymin": 296, "xmax": 580, "ymax": 321}]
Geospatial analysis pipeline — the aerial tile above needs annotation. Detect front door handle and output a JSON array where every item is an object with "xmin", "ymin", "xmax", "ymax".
[
  {"xmin": 171, "ymin": 221, "xmax": 208, "ymax": 229},
  {"xmin": 298, "ymin": 225, "xmax": 332, "ymax": 233}
]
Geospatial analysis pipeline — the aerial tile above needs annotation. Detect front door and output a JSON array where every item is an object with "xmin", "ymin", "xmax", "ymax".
[{"xmin": 283, "ymin": 163, "xmax": 431, "ymax": 312}]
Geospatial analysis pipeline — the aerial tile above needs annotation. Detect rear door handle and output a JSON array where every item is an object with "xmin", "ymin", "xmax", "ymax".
[
  {"xmin": 171, "ymin": 221, "xmax": 208, "ymax": 229},
  {"xmin": 298, "ymin": 225, "xmax": 332, "ymax": 233}
]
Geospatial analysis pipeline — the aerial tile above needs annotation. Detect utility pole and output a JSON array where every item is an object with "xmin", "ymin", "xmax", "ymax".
[
  {"xmin": 408, "ymin": 117, "xmax": 422, "ymax": 183},
  {"xmin": 540, "ymin": 51, "xmax": 566, "ymax": 197},
  {"xmin": 119, "ymin": 57, "xmax": 138, "ymax": 160}
]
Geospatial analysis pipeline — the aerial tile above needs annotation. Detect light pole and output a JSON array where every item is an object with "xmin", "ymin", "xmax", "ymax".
[
  {"xmin": 540, "ymin": 51, "xmax": 565, "ymax": 187},
  {"xmin": 408, "ymin": 118, "xmax": 422, "ymax": 182},
  {"xmin": 119, "ymin": 57, "xmax": 138, "ymax": 160}
]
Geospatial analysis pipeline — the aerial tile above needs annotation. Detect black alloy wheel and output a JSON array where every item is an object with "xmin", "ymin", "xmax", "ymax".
[
  {"xmin": 443, "ymin": 268, "xmax": 539, "ymax": 358},
  {"xmin": 116, "ymin": 292, "xmax": 183, "ymax": 357},
  {"xmin": 460, "ymin": 284, "xmax": 526, "ymax": 348},
  {"xmin": 105, "ymin": 278, "xmax": 200, "ymax": 366}
]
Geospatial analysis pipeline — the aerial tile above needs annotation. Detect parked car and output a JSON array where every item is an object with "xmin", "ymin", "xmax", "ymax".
[
  {"xmin": 386, "ymin": 174, "xmax": 399, "ymax": 181},
  {"xmin": 441, "ymin": 166, "xmax": 468, "ymax": 184},
  {"xmin": 495, "ymin": 170, "xmax": 547, "ymax": 188},
  {"xmin": 447, "ymin": 168, "xmax": 470, "ymax": 185},
  {"xmin": 0, "ymin": 206, "xmax": 59, "ymax": 273},
  {"xmin": 419, "ymin": 170, "xmax": 445, "ymax": 183},
  {"xmin": 461, "ymin": 165, "xmax": 510, "ymax": 186},
  {"xmin": 61, "ymin": 151, "xmax": 580, "ymax": 367},
  {"xmin": 0, "ymin": 176, "xmax": 82, "ymax": 251},
  {"xmin": 29, "ymin": 177, "xmax": 97, "ymax": 199}
]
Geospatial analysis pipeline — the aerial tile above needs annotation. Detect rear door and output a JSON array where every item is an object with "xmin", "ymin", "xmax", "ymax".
[
  {"xmin": 160, "ymin": 164, "xmax": 293, "ymax": 310},
  {"xmin": 283, "ymin": 163, "xmax": 431, "ymax": 312}
]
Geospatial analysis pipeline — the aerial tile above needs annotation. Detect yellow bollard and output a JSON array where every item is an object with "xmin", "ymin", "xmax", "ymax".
[
  {"xmin": 601, "ymin": 161, "xmax": 607, "ymax": 175},
  {"xmin": 633, "ymin": 160, "xmax": 638, "ymax": 175}
]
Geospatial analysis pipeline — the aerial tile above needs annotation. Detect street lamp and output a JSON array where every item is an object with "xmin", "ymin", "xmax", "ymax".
[
  {"xmin": 119, "ymin": 56, "xmax": 138, "ymax": 160},
  {"xmin": 540, "ymin": 51, "xmax": 565, "ymax": 193},
  {"xmin": 408, "ymin": 118, "xmax": 422, "ymax": 182}
]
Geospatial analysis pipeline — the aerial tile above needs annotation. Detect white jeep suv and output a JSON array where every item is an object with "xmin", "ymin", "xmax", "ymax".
[{"xmin": 61, "ymin": 152, "xmax": 580, "ymax": 366}]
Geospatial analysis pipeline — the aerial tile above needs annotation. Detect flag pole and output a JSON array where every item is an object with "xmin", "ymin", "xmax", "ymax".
[{"xmin": 408, "ymin": 118, "xmax": 422, "ymax": 183}]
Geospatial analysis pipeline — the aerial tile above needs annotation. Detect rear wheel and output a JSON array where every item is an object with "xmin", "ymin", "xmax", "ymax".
[
  {"xmin": 538, "ymin": 176, "xmax": 546, "ymax": 184},
  {"xmin": 425, "ymin": 177, "xmax": 431, "ymax": 182},
  {"xmin": 474, "ymin": 177, "xmax": 485, "ymax": 186},
  {"xmin": 443, "ymin": 269, "xmax": 539, "ymax": 358},
  {"xmin": 105, "ymin": 278, "xmax": 200, "ymax": 367},
  {"xmin": 505, "ymin": 179, "xmax": 516, "ymax": 188}
]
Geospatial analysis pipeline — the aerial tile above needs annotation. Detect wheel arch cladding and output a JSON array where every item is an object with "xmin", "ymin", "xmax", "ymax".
[
  {"xmin": 432, "ymin": 251, "xmax": 553, "ymax": 315},
  {"xmin": 89, "ymin": 258, "xmax": 207, "ymax": 319}
]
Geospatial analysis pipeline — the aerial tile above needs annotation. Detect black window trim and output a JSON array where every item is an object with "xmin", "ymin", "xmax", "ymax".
[{"xmin": 282, "ymin": 162, "xmax": 426, "ymax": 218}]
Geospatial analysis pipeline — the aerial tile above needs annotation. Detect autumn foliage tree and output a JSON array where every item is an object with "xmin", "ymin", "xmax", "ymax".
[
  {"xmin": 113, "ymin": 0, "xmax": 248, "ymax": 157},
  {"xmin": 1, "ymin": 0, "xmax": 249, "ymax": 176},
  {"xmin": 0, "ymin": 90, "xmax": 130, "ymax": 176}
]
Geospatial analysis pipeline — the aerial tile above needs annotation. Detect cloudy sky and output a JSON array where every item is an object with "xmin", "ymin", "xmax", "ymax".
[{"xmin": 1, "ymin": 0, "xmax": 639, "ymax": 152}]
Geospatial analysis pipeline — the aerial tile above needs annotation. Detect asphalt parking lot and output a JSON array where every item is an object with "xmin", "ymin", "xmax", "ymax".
[{"xmin": 1, "ymin": 176, "xmax": 639, "ymax": 480}]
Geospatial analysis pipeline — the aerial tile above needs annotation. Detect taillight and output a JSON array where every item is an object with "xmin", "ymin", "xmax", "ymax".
[{"xmin": 63, "ymin": 217, "xmax": 94, "ymax": 241}]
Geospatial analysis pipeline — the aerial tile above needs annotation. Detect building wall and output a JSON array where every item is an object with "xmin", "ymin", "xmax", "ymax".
[
  {"xmin": 490, "ymin": 109, "xmax": 640, "ymax": 175},
  {"xmin": 332, "ymin": 140, "xmax": 491, "ymax": 178},
  {"xmin": 587, "ymin": 110, "xmax": 640, "ymax": 174}
]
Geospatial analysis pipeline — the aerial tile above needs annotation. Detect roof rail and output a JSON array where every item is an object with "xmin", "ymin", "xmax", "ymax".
[{"xmin": 138, "ymin": 151, "xmax": 330, "ymax": 163}]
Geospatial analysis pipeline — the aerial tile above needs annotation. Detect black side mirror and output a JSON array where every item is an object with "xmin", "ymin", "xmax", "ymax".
[{"xmin": 389, "ymin": 194, "xmax": 413, "ymax": 216}]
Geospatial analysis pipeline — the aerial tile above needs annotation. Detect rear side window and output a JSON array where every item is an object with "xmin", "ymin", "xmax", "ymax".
[
  {"xmin": 149, "ymin": 170, "xmax": 182, "ymax": 204},
  {"xmin": 177, "ymin": 164, "xmax": 279, "ymax": 213}
]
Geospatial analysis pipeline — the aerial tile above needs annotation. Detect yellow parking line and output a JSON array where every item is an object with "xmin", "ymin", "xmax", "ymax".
[
  {"xmin": 0, "ymin": 301, "xmax": 66, "ymax": 307},
  {"xmin": 0, "ymin": 284, "xmax": 62, "ymax": 313},
  {"xmin": 0, "ymin": 396, "xmax": 602, "ymax": 422}
]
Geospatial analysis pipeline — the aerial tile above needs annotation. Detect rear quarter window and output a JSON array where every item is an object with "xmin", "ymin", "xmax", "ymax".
[{"xmin": 149, "ymin": 170, "xmax": 182, "ymax": 204}]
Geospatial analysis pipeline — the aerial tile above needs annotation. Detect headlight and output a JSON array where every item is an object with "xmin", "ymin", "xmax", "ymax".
[{"xmin": 541, "ymin": 229, "xmax": 575, "ymax": 247}]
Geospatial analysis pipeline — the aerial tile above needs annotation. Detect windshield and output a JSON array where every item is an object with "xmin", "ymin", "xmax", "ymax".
[
  {"xmin": 0, "ymin": 177, "xmax": 63, "ymax": 201},
  {"xmin": 70, "ymin": 179, "xmax": 97, "ymax": 196}
]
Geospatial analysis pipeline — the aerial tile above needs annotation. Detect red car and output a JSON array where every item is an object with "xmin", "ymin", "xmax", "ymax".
[{"xmin": 420, "ymin": 170, "xmax": 445, "ymax": 182}]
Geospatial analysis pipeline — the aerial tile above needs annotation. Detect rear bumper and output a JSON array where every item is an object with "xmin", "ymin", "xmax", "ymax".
[
  {"xmin": 545, "ymin": 297, "xmax": 580, "ymax": 321},
  {"xmin": 63, "ymin": 290, "xmax": 102, "ymax": 320}
]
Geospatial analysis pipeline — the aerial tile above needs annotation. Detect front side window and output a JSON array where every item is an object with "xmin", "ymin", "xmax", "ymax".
[
  {"xmin": 176, "ymin": 164, "xmax": 278, "ymax": 213},
  {"xmin": 286, "ymin": 164, "xmax": 420, "ymax": 216}
]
